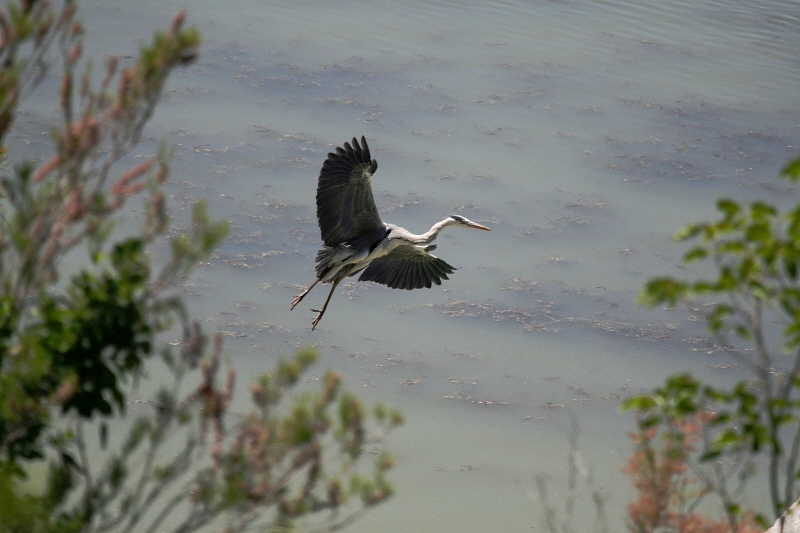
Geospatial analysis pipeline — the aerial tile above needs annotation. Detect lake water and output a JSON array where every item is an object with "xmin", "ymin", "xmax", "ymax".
[{"xmin": 18, "ymin": 0, "xmax": 800, "ymax": 530}]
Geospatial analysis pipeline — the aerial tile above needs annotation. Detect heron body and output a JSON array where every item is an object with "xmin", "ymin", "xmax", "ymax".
[{"xmin": 291, "ymin": 136, "xmax": 491, "ymax": 330}]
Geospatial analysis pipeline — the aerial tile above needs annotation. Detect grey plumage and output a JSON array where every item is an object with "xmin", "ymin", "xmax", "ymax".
[
  {"xmin": 358, "ymin": 245, "xmax": 455, "ymax": 290},
  {"xmin": 291, "ymin": 136, "xmax": 491, "ymax": 330}
]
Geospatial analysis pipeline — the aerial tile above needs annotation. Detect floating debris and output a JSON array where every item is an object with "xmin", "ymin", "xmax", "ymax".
[{"xmin": 443, "ymin": 392, "xmax": 511, "ymax": 407}]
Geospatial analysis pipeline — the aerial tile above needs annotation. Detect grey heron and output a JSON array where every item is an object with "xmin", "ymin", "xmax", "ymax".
[{"xmin": 291, "ymin": 136, "xmax": 491, "ymax": 330}]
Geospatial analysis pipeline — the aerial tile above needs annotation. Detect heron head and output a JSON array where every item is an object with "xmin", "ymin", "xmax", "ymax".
[{"xmin": 447, "ymin": 215, "xmax": 492, "ymax": 231}]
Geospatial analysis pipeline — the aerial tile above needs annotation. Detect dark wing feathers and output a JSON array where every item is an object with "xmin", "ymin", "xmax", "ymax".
[
  {"xmin": 316, "ymin": 136, "xmax": 382, "ymax": 247},
  {"xmin": 358, "ymin": 245, "xmax": 456, "ymax": 290}
]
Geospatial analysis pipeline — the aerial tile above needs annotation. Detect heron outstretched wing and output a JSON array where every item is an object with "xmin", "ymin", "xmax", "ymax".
[
  {"xmin": 316, "ymin": 136, "xmax": 383, "ymax": 247},
  {"xmin": 358, "ymin": 245, "xmax": 456, "ymax": 290}
]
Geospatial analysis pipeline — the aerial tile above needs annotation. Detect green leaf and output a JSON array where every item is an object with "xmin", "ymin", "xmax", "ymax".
[
  {"xmin": 750, "ymin": 201, "xmax": 777, "ymax": 220},
  {"xmin": 620, "ymin": 395, "xmax": 656, "ymax": 412},
  {"xmin": 707, "ymin": 304, "xmax": 733, "ymax": 332},
  {"xmin": 639, "ymin": 277, "xmax": 687, "ymax": 307},
  {"xmin": 785, "ymin": 258, "xmax": 798, "ymax": 280},
  {"xmin": 702, "ymin": 386, "xmax": 729, "ymax": 403},
  {"xmin": 755, "ymin": 514, "xmax": 770, "ymax": 530},
  {"xmin": 782, "ymin": 155, "xmax": 800, "ymax": 182},
  {"xmin": 682, "ymin": 246, "xmax": 708, "ymax": 263},
  {"xmin": 726, "ymin": 503, "xmax": 742, "ymax": 516},
  {"xmin": 674, "ymin": 223, "xmax": 703, "ymax": 242},
  {"xmin": 734, "ymin": 325, "xmax": 751, "ymax": 340},
  {"xmin": 690, "ymin": 281, "xmax": 713, "ymax": 294},
  {"xmin": 717, "ymin": 198, "xmax": 741, "ymax": 217},
  {"xmin": 699, "ymin": 449, "xmax": 721, "ymax": 461},
  {"xmin": 718, "ymin": 240, "xmax": 746, "ymax": 255},
  {"xmin": 712, "ymin": 428, "xmax": 741, "ymax": 449}
]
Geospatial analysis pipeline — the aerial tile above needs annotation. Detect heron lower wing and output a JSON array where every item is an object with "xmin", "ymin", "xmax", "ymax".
[
  {"xmin": 316, "ymin": 136, "xmax": 384, "ymax": 247},
  {"xmin": 357, "ymin": 246, "xmax": 456, "ymax": 290}
]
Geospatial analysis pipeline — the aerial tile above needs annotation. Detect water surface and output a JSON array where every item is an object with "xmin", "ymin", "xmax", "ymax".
[{"xmin": 19, "ymin": 0, "xmax": 800, "ymax": 530}]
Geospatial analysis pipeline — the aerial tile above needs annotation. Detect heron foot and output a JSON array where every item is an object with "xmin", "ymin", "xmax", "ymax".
[
  {"xmin": 291, "ymin": 279, "xmax": 320, "ymax": 312},
  {"xmin": 311, "ymin": 310, "xmax": 325, "ymax": 331},
  {"xmin": 290, "ymin": 292, "xmax": 306, "ymax": 310}
]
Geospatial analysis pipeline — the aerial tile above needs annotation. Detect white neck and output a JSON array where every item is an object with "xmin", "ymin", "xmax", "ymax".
[{"xmin": 406, "ymin": 218, "xmax": 452, "ymax": 245}]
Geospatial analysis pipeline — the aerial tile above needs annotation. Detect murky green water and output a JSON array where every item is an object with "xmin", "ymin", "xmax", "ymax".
[{"xmin": 16, "ymin": 0, "xmax": 800, "ymax": 530}]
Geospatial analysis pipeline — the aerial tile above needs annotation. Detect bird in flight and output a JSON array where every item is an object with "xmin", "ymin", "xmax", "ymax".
[{"xmin": 291, "ymin": 136, "xmax": 491, "ymax": 330}]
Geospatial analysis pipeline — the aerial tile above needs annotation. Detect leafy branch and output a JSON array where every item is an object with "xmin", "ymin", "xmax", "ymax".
[
  {"xmin": 0, "ymin": 3, "xmax": 403, "ymax": 532},
  {"xmin": 629, "ymin": 155, "xmax": 800, "ymax": 522}
]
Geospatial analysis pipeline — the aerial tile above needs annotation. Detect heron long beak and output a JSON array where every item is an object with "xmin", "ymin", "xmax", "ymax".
[{"xmin": 466, "ymin": 221, "xmax": 492, "ymax": 231}]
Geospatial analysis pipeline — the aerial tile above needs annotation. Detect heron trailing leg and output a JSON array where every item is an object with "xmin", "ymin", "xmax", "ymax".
[
  {"xmin": 311, "ymin": 278, "xmax": 341, "ymax": 330},
  {"xmin": 291, "ymin": 278, "xmax": 319, "ymax": 310}
]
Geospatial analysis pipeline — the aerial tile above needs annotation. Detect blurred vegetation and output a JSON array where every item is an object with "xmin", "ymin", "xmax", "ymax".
[
  {"xmin": 536, "ymin": 157, "xmax": 800, "ymax": 533},
  {"xmin": 0, "ymin": 2, "xmax": 401, "ymax": 532},
  {"xmin": 623, "ymin": 153, "xmax": 800, "ymax": 530},
  {"xmin": 622, "ymin": 412, "xmax": 761, "ymax": 533}
]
